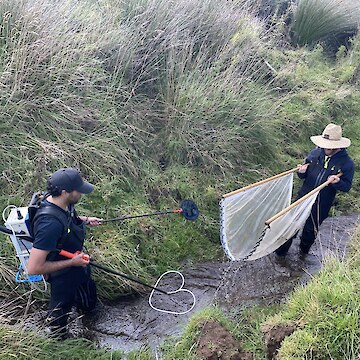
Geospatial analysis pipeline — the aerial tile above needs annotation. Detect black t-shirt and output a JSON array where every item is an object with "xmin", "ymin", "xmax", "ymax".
[
  {"xmin": 33, "ymin": 201, "xmax": 69, "ymax": 252},
  {"xmin": 33, "ymin": 215, "xmax": 64, "ymax": 252},
  {"xmin": 32, "ymin": 201, "xmax": 89, "ymax": 280}
]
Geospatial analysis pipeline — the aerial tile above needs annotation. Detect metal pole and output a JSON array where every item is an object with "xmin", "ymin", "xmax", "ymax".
[
  {"xmin": 100, "ymin": 209, "xmax": 182, "ymax": 223},
  {"xmin": 58, "ymin": 249, "xmax": 169, "ymax": 295},
  {"xmin": 89, "ymin": 261, "xmax": 169, "ymax": 295}
]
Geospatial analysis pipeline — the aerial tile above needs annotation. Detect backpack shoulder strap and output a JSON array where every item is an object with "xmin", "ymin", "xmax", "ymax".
[{"xmin": 32, "ymin": 205, "xmax": 71, "ymax": 250}]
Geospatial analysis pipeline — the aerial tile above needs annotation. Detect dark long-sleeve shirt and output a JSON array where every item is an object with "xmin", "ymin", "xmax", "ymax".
[{"xmin": 297, "ymin": 147, "xmax": 354, "ymax": 213}]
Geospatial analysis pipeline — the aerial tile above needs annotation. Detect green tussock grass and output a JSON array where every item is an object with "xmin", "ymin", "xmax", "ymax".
[
  {"xmin": 0, "ymin": 323, "xmax": 154, "ymax": 359},
  {"xmin": 291, "ymin": 0, "xmax": 360, "ymax": 47},
  {"xmin": 0, "ymin": 326, "xmax": 122, "ymax": 360},
  {"xmin": 0, "ymin": 0, "xmax": 359, "ymax": 299},
  {"xmin": 0, "ymin": 0, "xmax": 360, "ymax": 356},
  {"xmin": 161, "ymin": 306, "xmax": 233, "ymax": 360},
  {"xmin": 265, "ymin": 227, "xmax": 360, "ymax": 359},
  {"xmin": 229, "ymin": 304, "xmax": 281, "ymax": 359}
]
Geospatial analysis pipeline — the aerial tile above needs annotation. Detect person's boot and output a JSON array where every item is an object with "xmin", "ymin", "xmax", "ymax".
[
  {"xmin": 271, "ymin": 253, "xmax": 291, "ymax": 277},
  {"xmin": 299, "ymin": 244, "xmax": 310, "ymax": 261},
  {"xmin": 45, "ymin": 316, "xmax": 73, "ymax": 340},
  {"xmin": 298, "ymin": 249, "xmax": 308, "ymax": 261},
  {"xmin": 45, "ymin": 324, "xmax": 73, "ymax": 340},
  {"xmin": 81, "ymin": 302, "xmax": 105, "ymax": 327}
]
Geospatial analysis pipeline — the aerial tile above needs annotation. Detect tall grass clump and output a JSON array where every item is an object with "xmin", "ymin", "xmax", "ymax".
[
  {"xmin": 0, "ymin": 0, "xmax": 281, "ymax": 203},
  {"xmin": 161, "ymin": 306, "xmax": 233, "ymax": 359},
  {"xmin": 291, "ymin": 0, "xmax": 360, "ymax": 47},
  {"xmin": 0, "ymin": 0, "xmax": 154, "ymax": 192},
  {"xmin": 101, "ymin": 0, "xmax": 281, "ymax": 173},
  {"xmin": 152, "ymin": 0, "xmax": 279, "ymax": 172},
  {"xmin": 0, "ymin": 0, "xmax": 280, "ymax": 183}
]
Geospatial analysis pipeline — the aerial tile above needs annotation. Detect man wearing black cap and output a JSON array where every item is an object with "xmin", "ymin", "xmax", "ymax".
[{"xmin": 27, "ymin": 168, "xmax": 102, "ymax": 339}]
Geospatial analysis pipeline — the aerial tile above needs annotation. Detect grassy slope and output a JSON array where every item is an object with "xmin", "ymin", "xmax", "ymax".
[
  {"xmin": 0, "ymin": 0, "xmax": 359, "ymax": 358},
  {"xmin": 0, "ymin": 0, "xmax": 281, "ymax": 298},
  {"xmin": 270, "ymin": 229, "xmax": 360, "ymax": 359}
]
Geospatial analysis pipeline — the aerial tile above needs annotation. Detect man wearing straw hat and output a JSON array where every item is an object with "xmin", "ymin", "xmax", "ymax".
[{"xmin": 275, "ymin": 123, "xmax": 354, "ymax": 258}]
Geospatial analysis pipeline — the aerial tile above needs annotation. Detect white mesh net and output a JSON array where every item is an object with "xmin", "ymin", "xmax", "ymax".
[
  {"xmin": 220, "ymin": 170, "xmax": 320, "ymax": 261},
  {"xmin": 246, "ymin": 191, "xmax": 319, "ymax": 260}
]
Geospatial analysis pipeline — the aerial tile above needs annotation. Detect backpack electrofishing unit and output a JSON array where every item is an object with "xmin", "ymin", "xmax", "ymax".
[{"xmin": 1, "ymin": 192, "xmax": 70, "ymax": 287}]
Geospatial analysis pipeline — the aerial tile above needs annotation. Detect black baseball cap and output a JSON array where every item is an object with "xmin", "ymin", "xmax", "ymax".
[{"xmin": 49, "ymin": 168, "xmax": 94, "ymax": 194}]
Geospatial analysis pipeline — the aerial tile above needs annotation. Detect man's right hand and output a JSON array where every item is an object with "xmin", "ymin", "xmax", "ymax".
[
  {"xmin": 70, "ymin": 252, "xmax": 90, "ymax": 267},
  {"xmin": 28, "ymin": 248, "xmax": 89, "ymax": 275},
  {"xmin": 298, "ymin": 164, "xmax": 309, "ymax": 174}
]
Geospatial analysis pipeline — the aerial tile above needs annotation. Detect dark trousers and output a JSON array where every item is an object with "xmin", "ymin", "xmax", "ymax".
[
  {"xmin": 275, "ymin": 200, "xmax": 330, "ymax": 256},
  {"xmin": 47, "ymin": 266, "xmax": 97, "ymax": 331}
]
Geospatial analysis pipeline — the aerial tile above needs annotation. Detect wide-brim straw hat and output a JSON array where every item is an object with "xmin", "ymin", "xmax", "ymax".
[{"xmin": 310, "ymin": 123, "xmax": 351, "ymax": 149}]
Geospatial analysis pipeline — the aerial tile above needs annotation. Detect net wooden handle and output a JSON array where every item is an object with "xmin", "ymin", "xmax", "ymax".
[
  {"xmin": 265, "ymin": 173, "xmax": 343, "ymax": 225},
  {"xmin": 223, "ymin": 167, "xmax": 300, "ymax": 198}
]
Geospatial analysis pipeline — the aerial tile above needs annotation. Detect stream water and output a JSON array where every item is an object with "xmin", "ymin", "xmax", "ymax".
[{"xmin": 81, "ymin": 214, "xmax": 359, "ymax": 353}]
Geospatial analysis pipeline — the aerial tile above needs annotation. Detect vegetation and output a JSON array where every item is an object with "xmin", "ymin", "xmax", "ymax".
[
  {"xmin": 0, "ymin": 0, "xmax": 359, "ymax": 358},
  {"xmin": 160, "ymin": 305, "xmax": 279, "ymax": 360},
  {"xmin": 0, "ymin": 0, "xmax": 358, "ymax": 298},
  {"xmin": 0, "ymin": 327, "xmax": 121, "ymax": 360},
  {"xmin": 290, "ymin": 0, "xmax": 360, "ymax": 47},
  {"xmin": 266, "ymin": 227, "xmax": 360, "ymax": 359},
  {"xmin": 0, "ymin": 291, "xmax": 123, "ymax": 359}
]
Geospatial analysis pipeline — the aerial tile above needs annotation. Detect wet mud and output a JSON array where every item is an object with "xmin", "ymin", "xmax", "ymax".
[{"xmin": 83, "ymin": 214, "xmax": 359, "ymax": 353}]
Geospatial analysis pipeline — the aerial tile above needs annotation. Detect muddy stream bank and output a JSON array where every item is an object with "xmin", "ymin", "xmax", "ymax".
[
  {"xmin": 71, "ymin": 214, "xmax": 358, "ymax": 354},
  {"xmin": 16, "ymin": 214, "xmax": 357, "ymax": 354}
]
